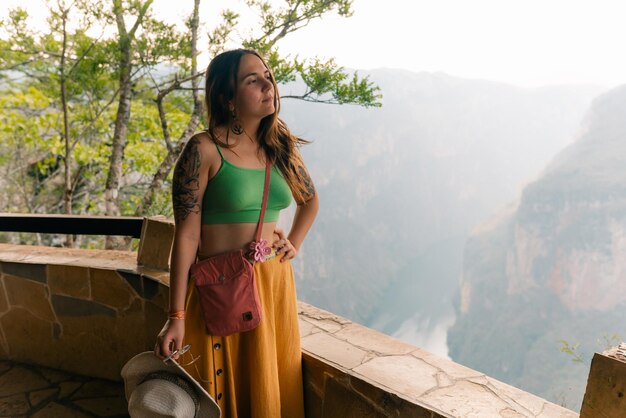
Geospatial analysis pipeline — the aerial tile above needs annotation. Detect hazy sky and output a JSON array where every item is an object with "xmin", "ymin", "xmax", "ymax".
[{"xmin": 3, "ymin": 0, "xmax": 626, "ymax": 89}]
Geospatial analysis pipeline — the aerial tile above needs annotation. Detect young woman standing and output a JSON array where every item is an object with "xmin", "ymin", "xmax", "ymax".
[{"xmin": 155, "ymin": 49, "xmax": 318, "ymax": 418}]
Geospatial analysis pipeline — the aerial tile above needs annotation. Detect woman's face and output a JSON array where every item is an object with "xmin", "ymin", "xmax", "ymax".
[{"xmin": 230, "ymin": 54, "xmax": 275, "ymax": 121}]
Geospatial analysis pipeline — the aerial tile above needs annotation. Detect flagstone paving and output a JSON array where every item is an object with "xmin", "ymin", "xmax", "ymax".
[{"xmin": 0, "ymin": 360, "xmax": 129, "ymax": 418}]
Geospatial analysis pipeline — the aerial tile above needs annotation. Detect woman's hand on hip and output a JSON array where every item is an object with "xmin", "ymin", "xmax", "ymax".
[
  {"xmin": 154, "ymin": 319, "xmax": 185, "ymax": 360},
  {"xmin": 273, "ymin": 228, "xmax": 297, "ymax": 262}
]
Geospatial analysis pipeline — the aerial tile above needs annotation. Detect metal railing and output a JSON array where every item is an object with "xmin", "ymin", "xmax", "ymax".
[{"xmin": 0, "ymin": 213, "xmax": 144, "ymax": 238}]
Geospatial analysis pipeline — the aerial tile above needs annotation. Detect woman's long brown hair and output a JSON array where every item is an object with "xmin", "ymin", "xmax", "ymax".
[{"xmin": 204, "ymin": 49, "xmax": 315, "ymax": 204}]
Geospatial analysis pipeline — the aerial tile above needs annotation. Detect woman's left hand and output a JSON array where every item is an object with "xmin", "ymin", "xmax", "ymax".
[{"xmin": 273, "ymin": 228, "xmax": 297, "ymax": 262}]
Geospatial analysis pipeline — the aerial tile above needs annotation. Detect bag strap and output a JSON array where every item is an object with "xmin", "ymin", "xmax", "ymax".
[{"xmin": 254, "ymin": 160, "xmax": 272, "ymax": 243}]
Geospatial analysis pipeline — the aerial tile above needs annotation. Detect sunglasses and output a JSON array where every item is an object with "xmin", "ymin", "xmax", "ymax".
[
  {"xmin": 162, "ymin": 344, "xmax": 212, "ymax": 383},
  {"xmin": 163, "ymin": 344, "xmax": 192, "ymax": 364}
]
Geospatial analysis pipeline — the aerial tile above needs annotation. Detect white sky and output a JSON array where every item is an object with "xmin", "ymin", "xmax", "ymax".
[{"xmin": 3, "ymin": 0, "xmax": 626, "ymax": 89}]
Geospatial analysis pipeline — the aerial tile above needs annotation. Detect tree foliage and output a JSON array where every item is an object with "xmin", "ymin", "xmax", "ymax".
[{"xmin": 0, "ymin": 0, "xmax": 381, "ymax": 248}]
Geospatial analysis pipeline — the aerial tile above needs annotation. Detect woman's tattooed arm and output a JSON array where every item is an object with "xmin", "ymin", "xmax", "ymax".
[
  {"xmin": 172, "ymin": 136, "xmax": 201, "ymax": 222},
  {"xmin": 297, "ymin": 164, "xmax": 316, "ymax": 203}
]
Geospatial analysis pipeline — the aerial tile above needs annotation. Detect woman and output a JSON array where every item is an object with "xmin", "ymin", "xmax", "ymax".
[{"xmin": 154, "ymin": 49, "xmax": 319, "ymax": 418}]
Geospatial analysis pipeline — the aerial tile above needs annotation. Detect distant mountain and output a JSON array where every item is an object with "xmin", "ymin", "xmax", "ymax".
[
  {"xmin": 278, "ymin": 68, "xmax": 604, "ymax": 355},
  {"xmin": 448, "ymin": 84, "xmax": 626, "ymax": 408}
]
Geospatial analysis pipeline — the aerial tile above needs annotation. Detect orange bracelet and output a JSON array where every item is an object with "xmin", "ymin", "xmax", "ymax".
[{"xmin": 168, "ymin": 310, "xmax": 185, "ymax": 320}]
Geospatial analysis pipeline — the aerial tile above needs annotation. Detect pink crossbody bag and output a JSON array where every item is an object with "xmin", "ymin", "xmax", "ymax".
[{"xmin": 189, "ymin": 161, "xmax": 272, "ymax": 336}]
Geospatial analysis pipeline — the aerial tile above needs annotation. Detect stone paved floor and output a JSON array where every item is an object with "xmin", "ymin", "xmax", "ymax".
[{"xmin": 0, "ymin": 360, "xmax": 129, "ymax": 418}]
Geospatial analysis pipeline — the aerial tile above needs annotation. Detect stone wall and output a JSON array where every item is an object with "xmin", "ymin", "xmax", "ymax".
[
  {"xmin": 298, "ymin": 303, "xmax": 578, "ymax": 418},
  {"xmin": 580, "ymin": 344, "xmax": 626, "ymax": 418},
  {"xmin": 0, "ymin": 244, "xmax": 170, "ymax": 381},
  {"xmin": 0, "ymin": 236, "xmax": 580, "ymax": 417}
]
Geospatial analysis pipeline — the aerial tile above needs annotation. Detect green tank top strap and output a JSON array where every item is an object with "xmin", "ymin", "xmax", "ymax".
[{"xmin": 213, "ymin": 141, "xmax": 225, "ymax": 159}]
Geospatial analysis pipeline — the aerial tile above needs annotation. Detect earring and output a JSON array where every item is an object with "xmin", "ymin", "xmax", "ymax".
[{"xmin": 231, "ymin": 110, "xmax": 243, "ymax": 135}]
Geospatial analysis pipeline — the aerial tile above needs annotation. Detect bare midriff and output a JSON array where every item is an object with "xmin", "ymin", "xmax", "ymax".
[{"xmin": 197, "ymin": 221, "xmax": 279, "ymax": 260}]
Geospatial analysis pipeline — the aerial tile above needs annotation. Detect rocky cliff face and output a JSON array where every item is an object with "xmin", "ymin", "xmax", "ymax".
[
  {"xmin": 280, "ymin": 69, "xmax": 601, "ymax": 352},
  {"xmin": 449, "ymin": 84, "xmax": 626, "ymax": 408}
]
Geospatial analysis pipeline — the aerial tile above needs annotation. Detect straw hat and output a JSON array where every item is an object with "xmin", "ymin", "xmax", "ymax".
[{"xmin": 121, "ymin": 351, "xmax": 221, "ymax": 418}]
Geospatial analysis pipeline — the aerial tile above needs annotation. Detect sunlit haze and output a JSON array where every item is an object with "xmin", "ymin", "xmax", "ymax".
[{"xmin": 3, "ymin": 0, "xmax": 626, "ymax": 88}]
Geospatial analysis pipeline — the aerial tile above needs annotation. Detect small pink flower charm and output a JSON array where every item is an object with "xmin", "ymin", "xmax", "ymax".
[{"xmin": 249, "ymin": 239, "xmax": 271, "ymax": 262}]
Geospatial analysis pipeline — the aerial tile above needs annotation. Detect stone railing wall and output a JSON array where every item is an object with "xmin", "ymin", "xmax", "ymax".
[
  {"xmin": 579, "ymin": 344, "xmax": 626, "ymax": 417},
  {"xmin": 298, "ymin": 303, "xmax": 577, "ymax": 418},
  {"xmin": 0, "ymin": 216, "xmax": 621, "ymax": 417},
  {"xmin": 0, "ymin": 217, "xmax": 175, "ymax": 381},
  {"xmin": 0, "ymin": 244, "xmax": 169, "ymax": 381}
]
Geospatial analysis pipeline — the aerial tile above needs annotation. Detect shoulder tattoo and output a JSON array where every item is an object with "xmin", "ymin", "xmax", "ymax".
[
  {"xmin": 297, "ymin": 164, "xmax": 316, "ymax": 201},
  {"xmin": 172, "ymin": 136, "xmax": 201, "ymax": 221}
]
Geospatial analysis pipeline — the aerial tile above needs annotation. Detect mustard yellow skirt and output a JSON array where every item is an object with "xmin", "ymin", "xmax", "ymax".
[{"xmin": 180, "ymin": 257, "xmax": 305, "ymax": 418}]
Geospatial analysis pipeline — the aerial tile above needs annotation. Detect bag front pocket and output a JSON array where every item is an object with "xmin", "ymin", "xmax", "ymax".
[{"xmin": 190, "ymin": 251, "xmax": 262, "ymax": 336}]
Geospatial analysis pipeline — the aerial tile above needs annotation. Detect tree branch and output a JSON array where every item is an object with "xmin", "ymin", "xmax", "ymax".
[
  {"xmin": 67, "ymin": 28, "xmax": 106, "ymax": 76},
  {"xmin": 128, "ymin": 0, "xmax": 153, "ymax": 38},
  {"xmin": 0, "ymin": 59, "xmax": 36, "ymax": 71},
  {"xmin": 155, "ymin": 93, "xmax": 172, "ymax": 151},
  {"xmin": 134, "ymin": 0, "xmax": 203, "ymax": 218},
  {"xmin": 0, "ymin": 48, "xmax": 64, "ymax": 58},
  {"xmin": 252, "ymin": 0, "xmax": 344, "ymax": 48}
]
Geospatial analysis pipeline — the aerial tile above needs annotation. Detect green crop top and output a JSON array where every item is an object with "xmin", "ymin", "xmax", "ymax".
[{"xmin": 201, "ymin": 143, "xmax": 293, "ymax": 224}]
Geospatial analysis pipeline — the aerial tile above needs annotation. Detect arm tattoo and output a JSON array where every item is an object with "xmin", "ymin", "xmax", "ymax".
[
  {"xmin": 297, "ymin": 164, "xmax": 316, "ymax": 201},
  {"xmin": 172, "ymin": 137, "xmax": 201, "ymax": 221}
]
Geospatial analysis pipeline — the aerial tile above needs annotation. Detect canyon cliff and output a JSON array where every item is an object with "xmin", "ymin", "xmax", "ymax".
[{"xmin": 449, "ymin": 84, "xmax": 626, "ymax": 408}]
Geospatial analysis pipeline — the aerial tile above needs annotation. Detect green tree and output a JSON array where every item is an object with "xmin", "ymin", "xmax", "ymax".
[
  {"xmin": 0, "ymin": 0, "xmax": 381, "ymax": 248},
  {"xmin": 0, "ymin": 1, "xmax": 119, "ymax": 246}
]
